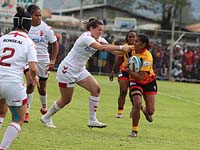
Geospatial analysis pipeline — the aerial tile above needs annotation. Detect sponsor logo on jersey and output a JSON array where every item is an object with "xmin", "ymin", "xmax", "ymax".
[
  {"xmin": 143, "ymin": 61, "xmax": 150, "ymax": 66},
  {"xmin": 32, "ymin": 38, "xmax": 45, "ymax": 43},
  {"xmin": 85, "ymin": 47, "xmax": 96, "ymax": 54},
  {"xmin": 3, "ymin": 39, "xmax": 22, "ymax": 44}
]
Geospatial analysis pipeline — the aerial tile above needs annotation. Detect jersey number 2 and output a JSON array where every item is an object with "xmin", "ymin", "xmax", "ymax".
[{"xmin": 0, "ymin": 48, "xmax": 15, "ymax": 67}]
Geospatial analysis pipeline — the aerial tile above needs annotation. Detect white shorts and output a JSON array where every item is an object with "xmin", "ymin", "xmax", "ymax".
[
  {"xmin": 0, "ymin": 82, "xmax": 27, "ymax": 106},
  {"xmin": 37, "ymin": 62, "xmax": 50, "ymax": 78},
  {"xmin": 56, "ymin": 64, "xmax": 91, "ymax": 87}
]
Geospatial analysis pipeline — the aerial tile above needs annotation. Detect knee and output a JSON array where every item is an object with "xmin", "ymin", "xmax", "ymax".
[
  {"xmin": 132, "ymin": 96, "xmax": 142, "ymax": 110},
  {"xmin": 119, "ymin": 90, "xmax": 127, "ymax": 97},
  {"xmin": 26, "ymin": 82, "xmax": 35, "ymax": 93},
  {"xmin": 91, "ymin": 86, "xmax": 101, "ymax": 96},
  {"xmin": 38, "ymin": 87, "xmax": 46, "ymax": 95},
  {"xmin": 148, "ymin": 108, "xmax": 155, "ymax": 116}
]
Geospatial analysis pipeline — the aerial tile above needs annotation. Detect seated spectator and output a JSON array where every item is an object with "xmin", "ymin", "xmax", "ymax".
[
  {"xmin": 160, "ymin": 63, "xmax": 169, "ymax": 80},
  {"xmin": 171, "ymin": 64, "xmax": 183, "ymax": 79}
]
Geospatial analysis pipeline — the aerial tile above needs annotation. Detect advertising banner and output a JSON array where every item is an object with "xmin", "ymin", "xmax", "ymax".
[
  {"xmin": 113, "ymin": 17, "xmax": 137, "ymax": 31},
  {"xmin": 0, "ymin": 0, "xmax": 43, "ymax": 23}
]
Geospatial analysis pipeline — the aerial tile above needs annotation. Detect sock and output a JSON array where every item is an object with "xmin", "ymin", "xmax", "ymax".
[
  {"xmin": 0, "ymin": 122, "xmax": 21, "ymax": 149},
  {"xmin": 117, "ymin": 109, "xmax": 123, "ymax": 114},
  {"xmin": 40, "ymin": 95, "xmax": 47, "ymax": 110},
  {"xmin": 26, "ymin": 92, "xmax": 34, "ymax": 113},
  {"xmin": 45, "ymin": 101, "xmax": 61, "ymax": 119},
  {"xmin": 89, "ymin": 96, "xmax": 99, "ymax": 121},
  {"xmin": 132, "ymin": 126, "xmax": 139, "ymax": 133}
]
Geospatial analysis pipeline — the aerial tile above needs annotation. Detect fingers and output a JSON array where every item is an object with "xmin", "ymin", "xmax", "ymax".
[{"xmin": 34, "ymin": 76, "xmax": 40, "ymax": 88}]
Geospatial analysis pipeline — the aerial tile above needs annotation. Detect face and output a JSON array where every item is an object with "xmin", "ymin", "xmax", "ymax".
[
  {"xmin": 31, "ymin": 9, "xmax": 42, "ymax": 26},
  {"xmin": 90, "ymin": 24, "xmax": 104, "ymax": 39},
  {"xmin": 127, "ymin": 32, "xmax": 136, "ymax": 45},
  {"xmin": 134, "ymin": 36, "xmax": 145, "ymax": 52}
]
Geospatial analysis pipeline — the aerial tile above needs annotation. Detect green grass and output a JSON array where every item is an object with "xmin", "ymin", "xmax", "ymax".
[{"xmin": 1, "ymin": 72, "xmax": 200, "ymax": 150}]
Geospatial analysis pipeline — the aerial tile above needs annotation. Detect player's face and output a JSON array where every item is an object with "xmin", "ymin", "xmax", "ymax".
[
  {"xmin": 127, "ymin": 32, "xmax": 136, "ymax": 45},
  {"xmin": 90, "ymin": 25, "xmax": 103, "ymax": 39},
  {"xmin": 134, "ymin": 37, "xmax": 145, "ymax": 52},
  {"xmin": 31, "ymin": 9, "xmax": 42, "ymax": 26}
]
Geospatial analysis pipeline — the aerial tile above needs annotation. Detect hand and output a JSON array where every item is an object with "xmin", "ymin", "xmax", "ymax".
[
  {"xmin": 121, "ymin": 45, "xmax": 132, "ymax": 53},
  {"xmin": 34, "ymin": 76, "xmax": 40, "ymax": 88},
  {"xmin": 109, "ymin": 71, "xmax": 114, "ymax": 81},
  {"xmin": 48, "ymin": 60, "xmax": 55, "ymax": 71},
  {"xmin": 124, "ymin": 64, "xmax": 130, "ymax": 72}
]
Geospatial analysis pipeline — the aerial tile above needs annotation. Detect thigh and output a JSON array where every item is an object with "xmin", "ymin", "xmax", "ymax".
[
  {"xmin": 59, "ymin": 86, "xmax": 74, "ymax": 102},
  {"xmin": 143, "ymin": 94, "xmax": 155, "ymax": 112},
  {"xmin": 25, "ymin": 70, "xmax": 34, "ymax": 85},
  {"xmin": 118, "ymin": 71, "xmax": 129, "ymax": 92},
  {"xmin": 77, "ymin": 75, "xmax": 100, "ymax": 95},
  {"xmin": 118, "ymin": 80, "xmax": 129, "ymax": 92},
  {"xmin": 0, "ymin": 99, "xmax": 8, "ymax": 117}
]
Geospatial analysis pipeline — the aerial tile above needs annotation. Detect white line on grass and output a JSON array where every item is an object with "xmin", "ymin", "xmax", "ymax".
[{"xmin": 158, "ymin": 92, "xmax": 200, "ymax": 106}]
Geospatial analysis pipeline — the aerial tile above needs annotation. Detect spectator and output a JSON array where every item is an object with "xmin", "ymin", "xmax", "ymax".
[{"xmin": 171, "ymin": 64, "xmax": 183, "ymax": 79}]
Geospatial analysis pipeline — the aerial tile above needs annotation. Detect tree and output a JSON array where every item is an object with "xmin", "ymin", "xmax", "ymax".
[{"xmin": 108, "ymin": 0, "xmax": 192, "ymax": 30}]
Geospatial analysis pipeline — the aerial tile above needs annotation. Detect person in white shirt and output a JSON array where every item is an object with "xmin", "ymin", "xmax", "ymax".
[
  {"xmin": 41, "ymin": 17, "xmax": 132, "ymax": 128},
  {"xmin": 0, "ymin": 7, "xmax": 38, "ymax": 149},
  {"xmin": 171, "ymin": 63, "xmax": 183, "ymax": 79},
  {"xmin": 23, "ymin": 4, "xmax": 58, "ymax": 123}
]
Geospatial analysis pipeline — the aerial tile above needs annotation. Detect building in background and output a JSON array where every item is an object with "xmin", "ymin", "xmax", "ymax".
[{"xmin": 0, "ymin": 0, "xmax": 44, "ymax": 33}]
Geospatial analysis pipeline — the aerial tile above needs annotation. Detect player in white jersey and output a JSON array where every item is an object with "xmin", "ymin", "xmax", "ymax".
[
  {"xmin": 41, "ymin": 17, "xmax": 132, "ymax": 128},
  {"xmin": 0, "ymin": 7, "xmax": 38, "ymax": 150},
  {"xmin": 23, "ymin": 4, "xmax": 58, "ymax": 123}
]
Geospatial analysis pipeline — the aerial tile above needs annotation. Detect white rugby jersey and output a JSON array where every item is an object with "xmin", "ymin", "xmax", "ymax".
[
  {"xmin": 0, "ymin": 31, "xmax": 37, "ymax": 82},
  {"xmin": 28, "ymin": 21, "xmax": 57, "ymax": 63},
  {"xmin": 63, "ymin": 31, "xmax": 107, "ymax": 70}
]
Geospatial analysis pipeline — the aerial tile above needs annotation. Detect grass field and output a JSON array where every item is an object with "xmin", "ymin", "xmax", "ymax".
[{"xmin": 1, "ymin": 72, "xmax": 200, "ymax": 150}]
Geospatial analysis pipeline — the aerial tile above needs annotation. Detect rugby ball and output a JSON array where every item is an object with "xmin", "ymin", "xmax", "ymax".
[{"xmin": 128, "ymin": 56, "xmax": 142, "ymax": 72}]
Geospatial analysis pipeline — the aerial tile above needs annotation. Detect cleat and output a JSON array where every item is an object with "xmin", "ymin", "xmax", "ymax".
[
  {"xmin": 88, "ymin": 120, "xmax": 107, "ymax": 128},
  {"xmin": 24, "ymin": 113, "xmax": 29, "ymax": 123},
  {"xmin": 141, "ymin": 106, "xmax": 153, "ymax": 122},
  {"xmin": 40, "ymin": 108, "xmax": 47, "ymax": 115},
  {"xmin": 40, "ymin": 115, "xmax": 56, "ymax": 128},
  {"xmin": 129, "ymin": 131, "xmax": 138, "ymax": 137},
  {"xmin": 116, "ymin": 113, "xmax": 123, "ymax": 118}
]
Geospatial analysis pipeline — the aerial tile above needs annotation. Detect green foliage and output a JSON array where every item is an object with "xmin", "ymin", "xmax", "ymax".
[{"xmin": 1, "ymin": 73, "xmax": 200, "ymax": 150}]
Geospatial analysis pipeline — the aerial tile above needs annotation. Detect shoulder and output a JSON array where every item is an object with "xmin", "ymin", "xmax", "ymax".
[
  {"xmin": 144, "ymin": 49, "xmax": 153, "ymax": 58},
  {"xmin": 40, "ymin": 21, "xmax": 53, "ymax": 31}
]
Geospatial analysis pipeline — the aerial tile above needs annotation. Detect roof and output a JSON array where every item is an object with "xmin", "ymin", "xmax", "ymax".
[{"xmin": 52, "ymin": 4, "xmax": 159, "ymax": 24}]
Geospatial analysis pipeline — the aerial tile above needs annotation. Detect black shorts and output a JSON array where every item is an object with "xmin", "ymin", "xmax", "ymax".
[
  {"xmin": 129, "ymin": 79, "xmax": 157, "ymax": 97},
  {"xmin": 118, "ymin": 70, "xmax": 129, "ymax": 81}
]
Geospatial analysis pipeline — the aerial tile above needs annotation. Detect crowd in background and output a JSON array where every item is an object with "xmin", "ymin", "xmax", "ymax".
[
  {"xmin": 1, "ymin": 29, "xmax": 200, "ymax": 82},
  {"xmin": 52, "ymin": 31, "xmax": 200, "ymax": 82}
]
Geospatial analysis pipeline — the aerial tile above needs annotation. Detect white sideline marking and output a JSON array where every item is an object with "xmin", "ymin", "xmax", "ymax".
[{"xmin": 158, "ymin": 92, "xmax": 200, "ymax": 106}]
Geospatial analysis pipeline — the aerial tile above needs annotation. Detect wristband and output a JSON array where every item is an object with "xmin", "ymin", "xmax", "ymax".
[{"xmin": 119, "ymin": 45, "xmax": 123, "ymax": 50}]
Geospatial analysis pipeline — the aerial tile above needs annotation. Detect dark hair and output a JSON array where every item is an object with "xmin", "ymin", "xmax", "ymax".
[
  {"xmin": 13, "ymin": 6, "xmax": 32, "ymax": 32},
  {"xmin": 137, "ymin": 34, "xmax": 150, "ymax": 49},
  {"xmin": 27, "ymin": 4, "xmax": 40, "ymax": 14},
  {"xmin": 85, "ymin": 17, "xmax": 104, "ymax": 31}
]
